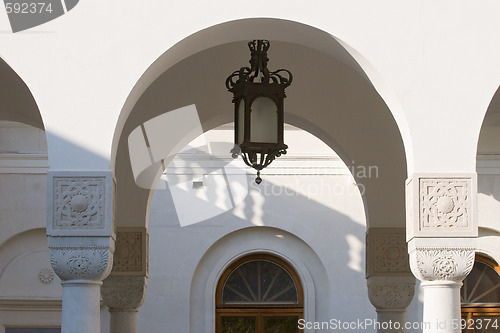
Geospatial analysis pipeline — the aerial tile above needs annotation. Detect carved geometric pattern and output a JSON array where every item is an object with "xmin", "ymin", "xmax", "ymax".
[
  {"xmin": 373, "ymin": 233, "xmax": 409, "ymax": 273},
  {"xmin": 368, "ymin": 277, "xmax": 415, "ymax": 310},
  {"xmin": 410, "ymin": 248, "xmax": 475, "ymax": 282},
  {"xmin": 53, "ymin": 177, "xmax": 106, "ymax": 230},
  {"xmin": 101, "ymin": 276, "xmax": 147, "ymax": 310},
  {"xmin": 420, "ymin": 179, "xmax": 470, "ymax": 230},
  {"xmin": 49, "ymin": 246, "xmax": 112, "ymax": 281},
  {"xmin": 113, "ymin": 232, "xmax": 143, "ymax": 273}
]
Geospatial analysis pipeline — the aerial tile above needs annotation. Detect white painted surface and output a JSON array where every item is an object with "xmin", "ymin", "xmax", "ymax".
[
  {"xmin": 0, "ymin": 3, "xmax": 500, "ymax": 328},
  {"xmin": 0, "ymin": 2, "xmax": 498, "ymax": 173}
]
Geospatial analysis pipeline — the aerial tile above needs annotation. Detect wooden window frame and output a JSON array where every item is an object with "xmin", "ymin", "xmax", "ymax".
[
  {"xmin": 461, "ymin": 254, "xmax": 500, "ymax": 333},
  {"xmin": 216, "ymin": 254, "xmax": 304, "ymax": 333}
]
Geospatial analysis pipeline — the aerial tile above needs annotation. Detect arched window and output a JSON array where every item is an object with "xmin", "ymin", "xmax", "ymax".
[
  {"xmin": 461, "ymin": 254, "xmax": 500, "ymax": 332},
  {"xmin": 216, "ymin": 254, "xmax": 304, "ymax": 333}
]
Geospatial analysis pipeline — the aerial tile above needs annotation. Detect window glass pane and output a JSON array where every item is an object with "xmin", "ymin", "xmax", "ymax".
[
  {"xmin": 222, "ymin": 260, "xmax": 298, "ymax": 304},
  {"xmin": 6, "ymin": 329, "xmax": 61, "ymax": 333},
  {"xmin": 221, "ymin": 316, "xmax": 256, "ymax": 333},
  {"xmin": 250, "ymin": 97, "xmax": 278, "ymax": 143},
  {"xmin": 237, "ymin": 99, "xmax": 245, "ymax": 144},
  {"xmin": 263, "ymin": 316, "xmax": 299, "ymax": 333},
  {"xmin": 461, "ymin": 261, "xmax": 500, "ymax": 303}
]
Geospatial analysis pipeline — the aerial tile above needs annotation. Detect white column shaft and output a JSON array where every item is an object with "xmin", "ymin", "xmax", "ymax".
[
  {"xmin": 110, "ymin": 310, "xmax": 138, "ymax": 333},
  {"xmin": 377, "ymin": 310, "xmax": 406, "ymax": 333},
  {"xmin": 61, "ymin": 281, "xmax": 102, "ymax": 333},
  {"xmin": 422, "ymin": 281, "xmax": 462, "ymax": 333}
]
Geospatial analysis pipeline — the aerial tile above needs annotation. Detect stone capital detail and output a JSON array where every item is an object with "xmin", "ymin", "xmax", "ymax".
[
  {"xmin": 101, "ymin": 275, "xmax": 147, "ymax": 310},
  {"xmin": 47, "ymin": 171, "xmax": 113, "ymax": 237},
  {"xmin": 367, "ymin": 276, "xmax": 415, "ymax": 310},
  {"xmin": 409, "ymin": 248, "xmax": 475, "ymax": 282},
  {"xmin": 48, "ymin": 236, "xmax": 114, "ymax": 282},
  {"xmin": 367, "ymin": 228, "xmax": 410, "ymax": 277},
  {"xmin": 406, "ymin": 174, "xmax": 477, "ymax": 239}
]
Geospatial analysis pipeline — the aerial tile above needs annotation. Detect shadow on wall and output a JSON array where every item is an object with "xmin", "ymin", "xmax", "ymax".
[
  {"xmin": 0, "ymin": 124, "xmax": 110, "ymax": 244},
  {"xmin": 0, "ymin": 124, "xmax": 114, "ymax": 331},
  {"xmin": 476, "ymin": 87, "xmax": 500, "ymax": 233},
  {"xmin": 0, "ymin": 58, "xmax": 44, "ymax": 130},
  {"xmin": 0, "ymin": 228, "xmax": 62, "ymax": 299},
  {"xmin": 45, "ymin": 131, "xmax": 110, "ymax": 170},
  {"xmin": 141, "ymin": 171, "xmax": 422, "ymax": 333}
]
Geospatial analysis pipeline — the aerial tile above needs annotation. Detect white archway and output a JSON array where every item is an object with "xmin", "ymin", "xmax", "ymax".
[{"xmin": 112, "ymin": 19, "xmax": 408, "ymax": 233}]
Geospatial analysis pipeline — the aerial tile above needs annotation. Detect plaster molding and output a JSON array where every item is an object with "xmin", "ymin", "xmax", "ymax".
[
  {"xmin": 367, "ymin": 276, "xmax": 415, "ymax": 310},
  {"xmin": 0, "ymin": 153, "xmax": 48, "ymax": 174},
  {"xmin": 0, "ymin": 120, "xmax": 34, "ymax": 127},
  {"xmin": 477, "ymin": 155, "xmax": 500, "ymax": 175},
  {"xmin": 191, "ymin": 227, "xmax": 320, "ymax": 333},
  {"xmin": 101, "ymin": 275, "xmax": 147, "ymax": 310},
  {"xmin": 47, "ymin": 171, "xmax": 113, "ymax": 237},
  {"xmin": 111, "ymin": 227, "xmax": 148, "ymax": 276},
  {"xmin": 165, "ymin": 154, "xmax": 351, "ymax": 176},
  {"xmin": 406, "ymin": 174, "xmax": 477, "ymax": 240},
  {"xmin": 366, "ymin": 228, "xmax": 410, "ymax": 277},
  {"xmin": 0, "ymin": 299, "xmax": 62, "ymax": 312},
  {"xmin": 409, "ymin": 247, "xmax": 475, "ymax": 282}
]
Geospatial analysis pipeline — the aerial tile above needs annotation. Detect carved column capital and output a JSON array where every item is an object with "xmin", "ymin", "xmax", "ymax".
[
  {"xmin": 367, "ymin": 276, "xmax": 415, "ymax": 311},
  {"xmin": 48, "ymin": 236, "xmax": 114, "ymax": 283},
  {"xmin": 47, "ymin": 171, "xmax": 115, "ymax": 284},
  {"xmin": 409, "ymin": 247, "xmax": 475, "ymax": 282},
  {"xmin": 102, "ymin": 276, "xmax": 147, "ymax": 310}
]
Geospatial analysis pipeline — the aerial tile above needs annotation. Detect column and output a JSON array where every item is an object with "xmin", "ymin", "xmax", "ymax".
[
  {"xmin": 47, "ymin": 171, "xmax": 115, "ymax": 333},
  {"xmin": 406, "ymin": 174, "xmax": 478, "ymax": 333},
  {"xmin": 367, "ymin": 228, "xmax": 416, "ymax": 332},
  {"xmin": 368, "ymin": 276, "xmax": 415, "ymax": 332},
  {"xmin": 102, "ymin": 276, "xmax": 147, "ymax": 333},
  {"xmin": 409, "ymin": 241, "xmax": 475, "ymax": 333},
  {"xmin": 101, "ymin": 228, "xmax": 148, "ymax": 333}
]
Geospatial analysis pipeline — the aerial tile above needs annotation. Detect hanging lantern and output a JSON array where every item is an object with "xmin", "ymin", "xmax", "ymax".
[{"xmin": 226, "ymin": 40, "xmax": 293, "ymax": 184}]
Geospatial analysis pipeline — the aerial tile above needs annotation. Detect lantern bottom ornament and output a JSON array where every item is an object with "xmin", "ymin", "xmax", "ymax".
[{"xmin": 231, "ymin": 143, "xmax": 288, "ymax": 184}]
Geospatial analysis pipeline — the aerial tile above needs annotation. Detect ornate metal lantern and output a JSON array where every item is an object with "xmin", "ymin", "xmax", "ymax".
[{"xmin": 226, "ymin": 40, "xmax": 293, "ymax": 184}]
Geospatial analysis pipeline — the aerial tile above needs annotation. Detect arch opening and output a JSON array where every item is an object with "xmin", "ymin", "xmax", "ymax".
[
  {"xmin": 0, "ymin": 57, "xmax": 45, "ymax": 130},
  {"xmin": 215, "ymin": 253, "xmax": 304, "ymax": 333},
  {"xmin": 113, "ymin": 24, "xmax": 408, "ymax": 232}
]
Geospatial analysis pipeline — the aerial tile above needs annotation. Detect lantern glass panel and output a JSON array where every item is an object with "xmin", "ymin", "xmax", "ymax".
[
  {"xmin": 237, "ymin": 99, "xmax": 245, "ymax": 144},
  {"xmin": 250, "ymin": 97, "xmax": 278, "ymax": 143}
]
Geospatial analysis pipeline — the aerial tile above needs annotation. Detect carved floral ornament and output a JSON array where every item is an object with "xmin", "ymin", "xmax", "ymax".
[
  {"xmin": 410, "ymin": 248, "xmax": 475, "ymax": 282},
  {"xmin": 38, "ymin": 268, "xmax": 55, "ymax": 284},
  {"xmin": 49, "ymin": 246, "xmax": 113, "ymax": 281}
]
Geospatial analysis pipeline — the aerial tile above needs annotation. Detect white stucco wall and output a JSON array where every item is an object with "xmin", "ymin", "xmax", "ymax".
[
  {"xmin": 139, "ymin": 126, "xmax": 423, "ymax": 332},
  {"xmin": 0, "ymin": 1, "xmax": 499, "ymax": 174},
  {"xmin": 1, "ymin": 2, "xmax": 500, "ymax": 331},
  {"xmin": 0, "ymin": 122, "xmax": 110, "ymax": 332}
]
